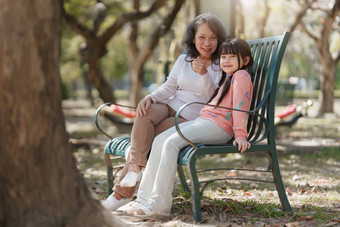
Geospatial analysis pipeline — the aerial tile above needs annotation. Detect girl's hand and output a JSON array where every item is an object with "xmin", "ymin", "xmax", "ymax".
[
  {"xmin": 136, "ymin": 96, "xmax": 153, "ymax": 117},
  {"xmin": 192, "ymin": 57, "xmax": 207, "ymax": 76},
  {"xmin": 233, "ymin": 138, "xmax": 251, "ymax": 153}
]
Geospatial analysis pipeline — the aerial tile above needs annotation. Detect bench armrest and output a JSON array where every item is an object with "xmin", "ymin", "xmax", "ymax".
[
  {"xmin": 174, "ymin": 101, "xmax": 269, "ymax": 149},
  {"xmin": 94, "ymin": 103, "xmax": 113, "ymax": 139}
]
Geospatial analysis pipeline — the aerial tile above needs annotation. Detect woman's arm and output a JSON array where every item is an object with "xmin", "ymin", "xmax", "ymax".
[
  {"xmin": 148, "ymin": 55, "xmax": 185, "ymax": 103},
  {"xmin": 199, "ymin": 68, "xmax": 221, "ymax": 99}
]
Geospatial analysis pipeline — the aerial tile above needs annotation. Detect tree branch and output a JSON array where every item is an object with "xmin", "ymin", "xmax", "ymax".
[
  {"xmin": 99, "ymin": 0, "xmax": 167, "ymax": 45},
  {"xmin": 138, "ymin": 0, "xmax": 185, "ymax": 67},
  {"xmin": 62, "ymin": 8, "xmax": 94, "ymax": 39},
  {"xmin": 299, "ymin": 21, "xmax": 318, "ymax": 41},
  {"xmin": 289, "ymin": 0, "xmax": 313, "ymax": 33}
]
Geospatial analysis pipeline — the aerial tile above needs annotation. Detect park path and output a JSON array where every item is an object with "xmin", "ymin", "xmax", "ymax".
[{"xmin": 63, "ymin": 98, "xmax": 340, "ymax": 152}]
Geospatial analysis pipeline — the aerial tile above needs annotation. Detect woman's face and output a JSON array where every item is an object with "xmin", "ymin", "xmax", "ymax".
[{"xmin": 194, "ymin": 23, "xmax": 218, "ymax": 59}]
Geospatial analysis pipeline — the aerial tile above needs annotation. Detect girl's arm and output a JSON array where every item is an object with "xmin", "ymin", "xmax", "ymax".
[
  {"xmin": 148, "ymin": 55, "xmax": 185, "ymax": 103},
  {"xmin": 232, "ymin": 70, "xmax": 253, "ymax": 151}
]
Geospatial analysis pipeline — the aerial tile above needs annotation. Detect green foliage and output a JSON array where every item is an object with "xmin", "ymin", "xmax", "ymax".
[
  {"xmin": 293, "ymin": 205, "xmax": 339, "ymax": 225},
  {"xmin": 102, "ymin": 37, "xmax": 128, "ymax": 81},
  {"xmin": 61, "ymin": 81, "xmax": 70, "ymax": 100},
  {"xmin": 336, "ymin": 63, "xmax": 340, "ymax": 90}
]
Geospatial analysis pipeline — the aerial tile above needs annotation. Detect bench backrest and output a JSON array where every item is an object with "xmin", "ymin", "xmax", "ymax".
[{"xmin": 246, "ymin": 32, "xmax": 290, "ymax": 144}]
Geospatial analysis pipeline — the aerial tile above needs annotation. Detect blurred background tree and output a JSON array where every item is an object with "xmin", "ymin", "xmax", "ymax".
[{"xmin": 61, "ymin": 0, "xmax": 339, "ymax": 116}]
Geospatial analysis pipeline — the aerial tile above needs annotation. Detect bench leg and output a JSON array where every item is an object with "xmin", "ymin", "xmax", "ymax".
[
  {"xmin": 272, "ymin": 150, "xmax": 292, "ymax": 212},
  {"xmin": 104, "ymin": 153, "xmax": 114, "ymax": 195},
  {"xmin": 188, "ymin": 156, "xmax": 202, "ymax": 222},
  {"xmin": 177, "ymin": 165, "xmax": 190, "ymax": 192}
]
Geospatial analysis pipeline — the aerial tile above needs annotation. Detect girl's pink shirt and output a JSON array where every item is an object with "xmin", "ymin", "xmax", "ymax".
[{"xmin": 199, "ymin": 69, "xmax": 253, "ymax": 140}]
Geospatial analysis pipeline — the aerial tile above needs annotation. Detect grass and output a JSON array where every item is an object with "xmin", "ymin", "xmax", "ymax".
[
  {"xmin": 73, "ymin": 144, "xmax": 340, "ymax": 225},
  {"xmin": 169, "ymin": 147, "xmax": 340, "ymax": 225},
  {"xmin": 67, "ymin": 100, "xmax": 340, "ymax": 226}
]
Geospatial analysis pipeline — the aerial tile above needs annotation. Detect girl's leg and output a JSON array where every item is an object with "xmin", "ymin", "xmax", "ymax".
[
  {"xmin": 136, "ymin": 124, "xmax": 181, "ymax": 207},
  {"xmin": 147, "ymin": 118, "xmax": 231, "ymax": 215}
]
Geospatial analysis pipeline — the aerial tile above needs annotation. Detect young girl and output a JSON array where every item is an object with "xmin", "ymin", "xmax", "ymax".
[{"xmin": 123, "ymin": 38, "xmax": 254, "ymax": 217}]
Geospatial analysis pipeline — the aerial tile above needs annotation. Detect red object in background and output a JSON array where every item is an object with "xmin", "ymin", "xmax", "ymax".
[
  {"xmin": 109, "ymin": 104, "xmax": 136, "ymax": 119},
  {"xmin": 275, "ymin": 105, "xmax": 297, "ymax": 119}
]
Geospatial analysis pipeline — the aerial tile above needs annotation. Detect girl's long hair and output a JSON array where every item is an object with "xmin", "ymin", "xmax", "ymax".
[{"xmin": 208, "ymin": 39, "xmax": 254, "ymax": 106}]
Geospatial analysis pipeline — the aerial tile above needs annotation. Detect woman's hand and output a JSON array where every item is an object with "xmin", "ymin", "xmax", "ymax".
[
  {"xmin": 233, "ymin": 138, "xmax": 251, "ymax": 153},
  {"xmin": 192, "ymin": 57, "xmax": 208, "ymax": 76},
  {"xmin": 136, "ymin": 96, "xmax": 153, "ymax": 117}
]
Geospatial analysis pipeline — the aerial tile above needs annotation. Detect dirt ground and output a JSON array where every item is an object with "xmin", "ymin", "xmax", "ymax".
[{"xmin": 65, "ymin": 99, "xmax": 340, "ymax": 227}]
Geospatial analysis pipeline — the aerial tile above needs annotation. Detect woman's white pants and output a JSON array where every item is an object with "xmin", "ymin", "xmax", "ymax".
[{"xmin": 136, "ymin": 118, "xmax": 231, "ymax": 216}]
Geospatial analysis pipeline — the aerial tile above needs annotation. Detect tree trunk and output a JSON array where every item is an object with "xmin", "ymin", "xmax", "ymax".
[
  {"xmin": 130, "ymin": 66, "xmax": 144, "ymax": 106},
  {"xmin": 88, "ymin": 49, "xmax": 116, "ymax": 103},
  {"xmin": 318, "ymin": 50, "xmax": 336, "ymax": 115},
  {"xmin": 0, "ymin": 0, "xmax": 122, "ymax": 226},
  {"xmin": 288, "ymin": 0, "xmax": 339, "ymax": 116}
]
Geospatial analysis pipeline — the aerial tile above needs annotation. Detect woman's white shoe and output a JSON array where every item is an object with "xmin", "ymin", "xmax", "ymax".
[
  {"xmin": 101, "ymin": 194, "xmax": 130, "ymax": 211},
  {"xmin": 120, "ymin": 172, "xmax": 142, "ymax": 187}
]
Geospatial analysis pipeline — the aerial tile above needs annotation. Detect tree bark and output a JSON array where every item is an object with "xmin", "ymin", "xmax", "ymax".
[{"xmin": 0, "ymin": 0, "xmax": 123, "ymax": 226}]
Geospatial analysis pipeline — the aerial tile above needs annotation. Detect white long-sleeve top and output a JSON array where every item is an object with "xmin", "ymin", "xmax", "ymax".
[{"xmin": 149, "ymin": 54, "xmax": 222, "ymax": 121}]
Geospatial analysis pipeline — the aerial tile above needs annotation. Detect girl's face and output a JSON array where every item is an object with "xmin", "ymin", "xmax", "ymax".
[
  {"xmin": 194, "ymin": 23, "xmax": 218, "ymax": 59},
  {"xmin": 220, "ymin": 53, "xmax": 249, "ymax": 74}
]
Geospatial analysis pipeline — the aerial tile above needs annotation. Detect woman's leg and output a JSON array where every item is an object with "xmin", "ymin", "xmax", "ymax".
[
  {"xmin": 112, "ymin": 103, "xmax": 170, "ymax": 199},
  {"xmin": 128, "ymin": 103, "xmax": 171, "ymax": 167},
  {"xmin": 140, "ymin": 118, "xmax": 232, "ymax": 215}
]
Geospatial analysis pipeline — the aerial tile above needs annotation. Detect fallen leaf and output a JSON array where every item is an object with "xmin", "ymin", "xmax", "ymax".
[
  {"xmin": 314, "ymin": 179, "xmax": 330, "ymax": 184},
  {"xmin": 227, "ymin": 172, "xmax": 237, "ymax": 177},
  {"xmin": 286, "ymin": 187, "xmax": 293, "ymax": 196},
  {"xmin": 292, "ymin": 175, "xmax": 302, "ymax": 181},
  {"xmin": 297, "ymin": 215, "xmax": 314, "ymax": 221},
  {"xmin": 243, "ymin": 192, "xmax": 251, "ymax": 196},
  {"xmin": 323, "ymin": 222, "xmax": 338, "ymax": 226},
  {"xmin": 303, "ymin": 220, "xmax": 317, "ymax": 227},
  {"xmin": 285, "ymin": 222, "xmax": 300, "ymax": 227},
  {"xmin": 298, "ymin": 188, "xmax": 306, "ymax": 194}
]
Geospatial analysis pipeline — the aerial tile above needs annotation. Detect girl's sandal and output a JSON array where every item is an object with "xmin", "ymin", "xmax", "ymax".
[
  {"xmin": 125, "ymin": 201, "xmax": 145, "ymax": 215},
  {"xmin": 133, "ymin": 204, "xmax": 156, "ymax": 218}
]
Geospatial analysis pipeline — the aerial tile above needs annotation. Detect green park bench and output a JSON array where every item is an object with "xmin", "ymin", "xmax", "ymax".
[{"xmin": 94, "ymin": 32, "xmax": 292, "ymax": 222}]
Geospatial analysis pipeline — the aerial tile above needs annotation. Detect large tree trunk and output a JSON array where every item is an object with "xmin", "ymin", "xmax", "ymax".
[{"xmin": 0, "ymin": 0, "xmax": 122, "ymax": 226}]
